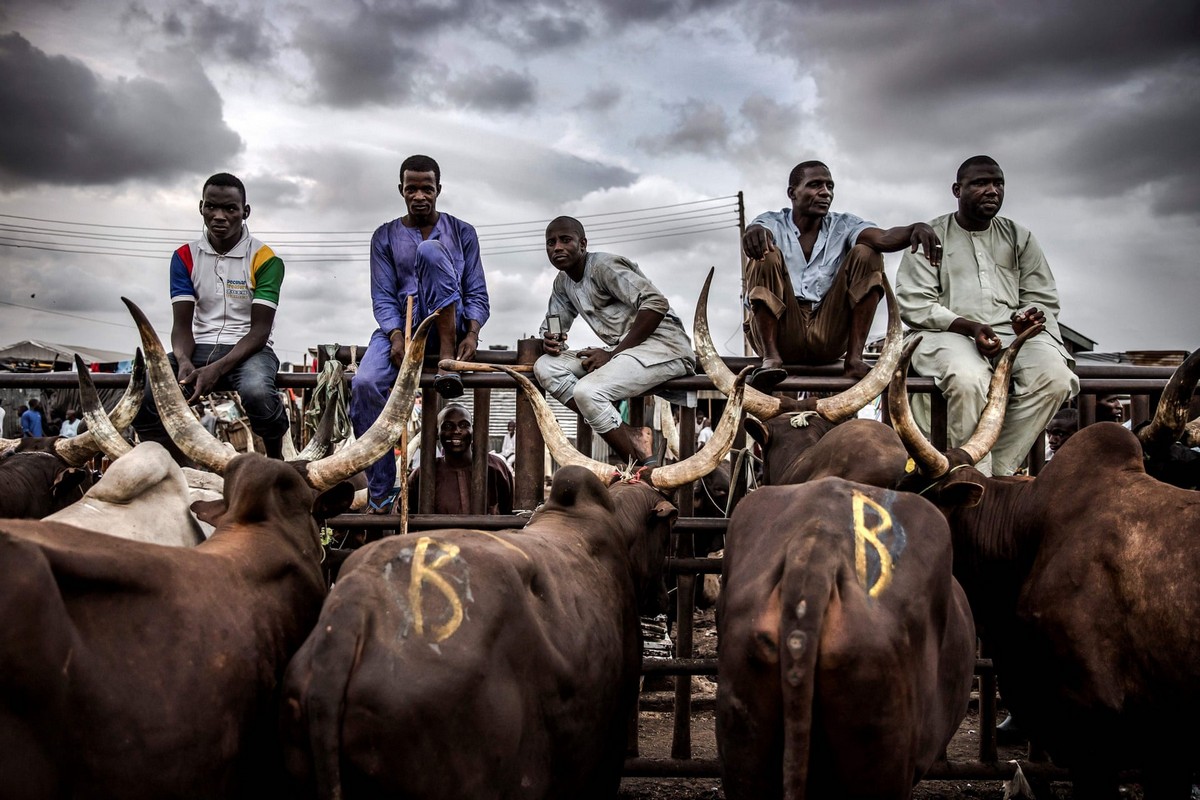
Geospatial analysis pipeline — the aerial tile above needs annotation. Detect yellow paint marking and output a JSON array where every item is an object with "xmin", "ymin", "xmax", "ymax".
[
  {"xmin": 468, "ymin": 529, "xmax": 530, "ymax": 560},
  {"xmin": 852, "ymin": 491, "xmax": 894, "ymax": 598},
  {"xmin": 409, "ymin": 537, "xmax": 465, "ymax": 642}
]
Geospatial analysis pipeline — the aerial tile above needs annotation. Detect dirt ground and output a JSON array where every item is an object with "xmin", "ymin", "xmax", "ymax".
[{"xmin": 617, "ymin": 606, "xmax": 1148, "ymax": 800}]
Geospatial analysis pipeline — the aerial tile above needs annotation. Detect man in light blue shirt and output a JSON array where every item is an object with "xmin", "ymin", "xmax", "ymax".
[{"xmin": 742, "ymin": 160, "xmax": 942, "ymax": 386}]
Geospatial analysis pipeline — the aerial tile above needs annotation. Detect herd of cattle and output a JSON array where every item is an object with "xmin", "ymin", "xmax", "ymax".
[{"xmin": 0, "ymin": 288, "xmax": 1197, "ymax": 799}]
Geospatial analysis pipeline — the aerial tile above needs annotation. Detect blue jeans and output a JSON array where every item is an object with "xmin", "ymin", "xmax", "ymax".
[
  {"xmin": 352, "ymin": 240, "xmax": 468, "ymax": 500},
  {"xmin": 133, "ymin": 344, "xmax": 288, "ymax": 446}
]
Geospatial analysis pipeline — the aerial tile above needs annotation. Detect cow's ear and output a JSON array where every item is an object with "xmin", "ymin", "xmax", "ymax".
[
  {"xmin": 652, "ymin": 498, "xmax": 678, "ymax": 525},
  {"xmin": 311, "ymin": 481, "xmax": 356, "ymax": 519},
  {"xmin": 51, "ymin": 467, "xmax": 91, "ymax": 499},
  {"xmin": 192, "ymin": 498, "xmax": 228, "ymax": 527},
  {"xmin": 744, "ymin": 417, "xmax": 769, "ymax": 448},
  {"xmin": 942, "ymin": 480, "xmax": 985, "ymax": 508}
]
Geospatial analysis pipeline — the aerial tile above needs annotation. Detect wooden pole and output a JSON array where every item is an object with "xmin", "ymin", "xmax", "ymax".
[{"xmin": 399, "ymin": 296, "xmax": 414, "ymax": 537}]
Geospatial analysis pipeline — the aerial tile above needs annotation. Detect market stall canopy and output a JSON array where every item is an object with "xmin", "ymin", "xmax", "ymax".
[{"xmin": 0, "ymin": 340, "xmax": 134, "ymax": 367}]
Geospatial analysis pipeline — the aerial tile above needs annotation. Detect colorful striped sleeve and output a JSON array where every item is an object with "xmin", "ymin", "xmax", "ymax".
[
  {"xmin": 169, "ymin": 244, "xmax": 196, "ymax": 302},
  {"xmin": 249, "ymin": 244, "xmax": 284, "ymax": 307}
]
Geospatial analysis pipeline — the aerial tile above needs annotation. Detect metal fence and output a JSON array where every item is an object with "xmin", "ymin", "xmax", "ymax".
[{"xmin": 0, "ymin": 349, "xmax": 1177, "ymax": 785}]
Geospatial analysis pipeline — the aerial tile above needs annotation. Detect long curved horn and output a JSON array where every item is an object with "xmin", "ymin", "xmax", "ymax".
[
  {"xmin": 1136, "ymin": 347, "xmax": 1200, "ymax": 454},
  {"xmin": 123, "ymin": 297, "xmax": 237, "ymax": 474},
  {"xmin": 694, "ymin": 267, "xmax": 790, "ymax": 420},
  {"xmin": 498, "ymin": 365, "xmax": 750, "ymax": 491},
  {"xmin": 55, "ymin": 348, "xmax": 147, "ymax": 466},
  {"xmin": 658, "ymin": 397, "xmax": 680, "ymax": 460},
  {"xmin": 814, "ymin": 274, "xmax": 903, "ymax": 423},
  {"xmin": 649, "ymin": 368, "xmax": 749, "ymax": 491},
  {"xmin": 693, "ymin": 267, "xmax": 901, "ymax": 422},
  {"xmin": 73, "ymin": 354, "xmax": 134, "ymax": 460},
  {"xmin": 888, "ymin": 325, "xmax": 1044, "ymax": 476},
  {"xmin": 887, "ymin": 336, "xmax": 950, "ymax": 478},
  {"xmin": 303, "ymin": 313, "xmax": 435, "ymax": 490},
  {"xmin": 496, "ymin": 366, "xmax": 617, "ymax": 483}
]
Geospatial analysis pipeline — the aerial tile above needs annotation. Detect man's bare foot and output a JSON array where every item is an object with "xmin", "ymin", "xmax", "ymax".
[{"xmin": 843, "ymin": 358, "xmax": 871, "ymax": 379}]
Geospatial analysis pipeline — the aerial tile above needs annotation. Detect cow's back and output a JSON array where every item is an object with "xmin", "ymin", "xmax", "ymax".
[
  {"xmin": 1003, "ymin": 426, "xmax": 1200, "ymax": 777},
  {"xmin": 0, "ymin": 492, "xmax": 327, "ymax": 799},
  {"xmin": 284, "ymin": 522, "xmax": 640, "ymax": 800},
  {"xmin": 717, "ymin": 478, "xmax": 975, "ymax": 799}
]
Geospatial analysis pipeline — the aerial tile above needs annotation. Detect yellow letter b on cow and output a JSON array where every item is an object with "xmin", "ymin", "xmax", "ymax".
[
  {"xmin": 409, "ymin": 537, "xmax": 465, "ymax": 643},
  {"xmin": 852, "ymin": 491, "xmax": 894, "ymax": 598}
]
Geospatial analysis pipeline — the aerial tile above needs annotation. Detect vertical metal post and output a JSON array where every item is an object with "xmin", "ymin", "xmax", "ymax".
[
  {"xmin": 419, "ymin": 386, "xmax": 438, "ymax": 514},
  {"xmin": 738, "ymin": 190, "xmax": 752, "ymax": 357},
  {"xmin": 514, "ymin": 338, "xmax": 545, "ymax": 510},
  {"xmin": 1079, "ymin": 393, "xmax": 1097, "ymax": 427},
  {"xmin": 931, "ymin": 390, "xmax": 948, "ymax": 452},
  {"xmin": 1133, "ymin": 393, "xmax": 1153, "ymax": 428},
  {"xmin": 470, "ymin": 387, "xmax": 490, "ymax": 515},
  {"xmin": 670, "ymin": 403, "xmax": 698, "ymax": 760}
]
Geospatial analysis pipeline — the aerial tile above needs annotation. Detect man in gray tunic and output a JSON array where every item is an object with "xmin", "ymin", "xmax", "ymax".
[
  {"xmin": 896, "ymin": 155, "xmax": 1078, "ymax": 476},
  {"xmin": 534, "ymin": 216, "xmax": 695, "ymax": 467}
]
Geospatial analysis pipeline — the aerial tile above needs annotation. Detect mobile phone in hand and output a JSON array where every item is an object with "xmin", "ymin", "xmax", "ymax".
[{"xmin": 546, "ymin": 315, "xmax": 562, "ymax": 339}]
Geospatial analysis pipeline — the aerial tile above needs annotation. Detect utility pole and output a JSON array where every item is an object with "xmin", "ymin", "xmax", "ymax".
[{"xmin": 737, "ymin": 190, "xmax": 752, "ymax": 356}]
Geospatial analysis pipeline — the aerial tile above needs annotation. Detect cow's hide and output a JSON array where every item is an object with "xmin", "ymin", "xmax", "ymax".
[
  {"xmin": 45, "ymin": 442, "xmax": 204, "ymax": 546},
  {"xmin": 281, "ymin": 465, "xmax": 676, "ymax": 800},
  {"xmin": 717, "ymin": 477, "xmax": 976, "ymax": 800},
  {"xmin": 910, "ymin": 422, "xmax": 1200, "ymax": 797},
  {"xmin": 0, "ymin": 453, "xmax": 328, "ymax": 800}
]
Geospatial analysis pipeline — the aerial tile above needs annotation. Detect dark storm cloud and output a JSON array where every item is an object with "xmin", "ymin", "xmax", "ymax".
[
  {"xmin": 294, "ymin": 0, "xmax": 475, "ymax": 108},
  {"xmin": 176, "ymin": 2, "xmax": 277, "ymax": 65},
  {"xmin": 520, "ymin": 14, "xmax": 590, "ymax": 47},
  {"xmin": 296, "ymin": 17, "xmax": 419, "ymax": 107},
  {"xmin": 637, "ymin": 99, "xmax": 732, "ymax": 155},
  {"xmin": 0, "ymin": 33, "xmax": 243, "ymax": 187},
  {"xmin": 576, "ymin": 84, "xmax": 623, "ymax": 113},
  {"xmin": 242, "ymin": 175, "xmax": 306, "ymax": 209},
  {"xmin": 162, "ymin": 10, "xmax": 185, "ymax": 35},
  {"xmin": 737, "ymin": 95, "xmax": 810, "ymax": 165},
  {"xmin": 748, "ymin": 0, "xmax": 1200, "ymax": 212},
  {"xmin": 444, "ymin": 69, "xmax": 536, "ymax": 112}
]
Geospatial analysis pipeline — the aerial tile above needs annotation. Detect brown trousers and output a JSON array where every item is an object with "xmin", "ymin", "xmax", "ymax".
[{"xmin": 744, "ymin": 244, "xmax": 884, "ymax": 364}]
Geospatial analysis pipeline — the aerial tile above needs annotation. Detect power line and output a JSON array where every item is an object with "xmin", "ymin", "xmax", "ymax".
[
  {"xmin": 0, "ymin": 299, "xmax": 138, "ymax": 329},
  {"xmin": 0, "ymin": 194, "xmax": 739, "ymax": 235},
  {"xmin": 0, "ymin": 197, "xmax": 742, "ymax": 262}
]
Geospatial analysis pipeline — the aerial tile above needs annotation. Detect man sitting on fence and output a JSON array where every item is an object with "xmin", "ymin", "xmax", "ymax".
[{"xmin": 534, "ymin": 216, "xmax": 694, "ymax": 467}]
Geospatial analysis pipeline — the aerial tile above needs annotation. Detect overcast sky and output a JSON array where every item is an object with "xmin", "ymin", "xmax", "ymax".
[{"xmin": 1, "ymin": 0, "xmax": 1197, "ymax": 367}]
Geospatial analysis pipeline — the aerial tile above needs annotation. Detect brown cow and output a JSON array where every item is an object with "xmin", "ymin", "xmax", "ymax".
[
  {"xmin": 0, "ymin": 302, "xmax": 433, "ymax": 799},
  {"xmin": 890, "ymin": 331, "xmax": 1200, "ymax": 798},
  {"xmin": 0, "ymin": 350, "xmax": 145, "ymax": 519},
  {"xmin": 1133, "ymin": 346, "xmax": 1200, "ymax": 490},
  {"xmin": 694, "ymin": 267, "xmax": 908, "ymax": 489},
  {"xmin": 716, "ymin": 477, "xmax": 976, "ymax": 800},
  {"xmin": 0, "ymin": 452, "xmax": 337, "ymax": 799},
  {"xmin": 280, "ymin": 368, "xmax": 747, "ymax": 800}
]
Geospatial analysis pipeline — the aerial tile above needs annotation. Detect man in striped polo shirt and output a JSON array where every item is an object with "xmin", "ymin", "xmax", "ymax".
[{"xmin": 133, "ymin": 173, "xmax": 289, "ymax": 461}]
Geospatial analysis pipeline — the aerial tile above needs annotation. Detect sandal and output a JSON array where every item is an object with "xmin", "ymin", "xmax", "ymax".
[
  {"xmin": 366, "ymin": 488, "xmax": 400, "ymax": 515},
  {"xmin": 433, "ymin": 371, "xmax": 464, "ymax": 399},
  {"xmin": 748, "ymin": 366, "xmax": 788, "ymax": 391}
]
